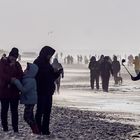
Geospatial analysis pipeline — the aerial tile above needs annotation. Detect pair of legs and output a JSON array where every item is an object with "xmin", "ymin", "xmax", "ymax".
[
  {"xmin": 113, "ymin": 73, "xmax": 118, "ymax": 84},
  {"xmin": 55, "ymin": 77, "xmax": 61, "ymax": 93},
  {"xmin": 101, "ymin": 76, "xmax": 110, "ymax": 92},
  {"xmin": 90, "ymin": 74, "xmax": 99, "ymax": 90},
  {"xmin": 35, "ymin": 95, "xmax": 52, "ymax": 135},
  {"xmin": 24, "ymin": 104, "xmax": 39, "ymax": 134},
  {"xmin": 0, "ymin": 98, "xmax": 19, "ymax": 132}
]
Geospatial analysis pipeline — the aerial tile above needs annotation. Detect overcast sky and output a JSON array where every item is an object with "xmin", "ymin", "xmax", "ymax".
[{"xmin": 0, "ymin": 0, "xmax": 140, "ymax": 55}]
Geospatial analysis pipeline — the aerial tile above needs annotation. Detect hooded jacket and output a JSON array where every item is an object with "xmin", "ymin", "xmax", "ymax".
[
  {"xmin": 34, "ymin": 46, "xmax": 61, "ymax": 96},
  {"xmin": 13, "ymin": 63, "xmax": 38, "ymax": 104},
  {"xmin": 0, "ymin": 57, "xmax": 23, "ymax": 99}
]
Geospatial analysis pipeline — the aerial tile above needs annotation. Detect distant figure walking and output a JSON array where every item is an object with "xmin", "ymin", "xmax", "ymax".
[
  {"xmin": 12, "ymin": 63, "xmax": 39, "ymax": 134},
  {"xmin": 100, "ymin": 56, "xmax": 113, "ymax": 92},
  {"xmin": 0, "ymin": 48, "xmax": 23, "ymax": 132},
  {"xmin": 112, "ymin": 55, "xmax": 121, "ymax": 85},
  {"xmin": 88, "ymin": 56, "xmax": 100, "ymax": 90},
  {"xmin": 52, "ymin": 58, "xmax": 64, "ymax": 93},
  {"xmin": 133, "ymin": 56, "xmax": 140, "ymax": 75},
  {"xmin": 34, "ymin": 46, "xmax": 63, "ymax": 135}
]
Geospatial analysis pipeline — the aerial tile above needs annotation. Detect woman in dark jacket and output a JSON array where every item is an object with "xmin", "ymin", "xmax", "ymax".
[
  {"xmin": 0, "ymin": 47, "xmax": 23, "ymax": 132},
  {"xmin": 34, "ymin": 46, "xmax": 62, "ymax": 135},
  {"xmin": 100, "ymin": 56, "xmax": 113, "ymax": 92}
]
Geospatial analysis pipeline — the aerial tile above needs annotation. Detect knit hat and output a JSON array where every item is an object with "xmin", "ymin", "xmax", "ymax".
[
  {"xmin": 9, "ymin": 47, "xmax": 19, "ymax": 58},
  {"xmin": 39, "ymin": 46, "xmax": 55, "ymax": 58}
]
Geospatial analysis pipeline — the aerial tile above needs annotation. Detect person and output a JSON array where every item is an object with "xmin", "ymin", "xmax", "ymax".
[
  {"xmin": 112, "ymin": 55, "xmax": 121, "ymax": 84},
  {"xmin": 0, "ymin": 47, "xmax": 23, "ymax": 132},
  {"xmin": 52, "ymin": 58, "xmax": 64, "ymax": 93},
  {"xmin": 11, "ymin": 63, "xmax": 39, "ymax": 134},
  {"xmin": 100, "ymin": 56, "xmax": 113, "ymax": 92},
  {"xmin": 34, "ymin": 46, "xmax": 63, "ymax": 135},
  {"xmin": 88, "ymin": 56, "xmax": 100, "ymax": 90},
  {"xmin": 133, "ymin": 56, "xmax": 140, "ymax": 75}
]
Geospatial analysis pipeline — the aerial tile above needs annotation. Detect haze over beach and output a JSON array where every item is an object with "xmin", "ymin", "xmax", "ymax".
[
  {"xmin": 0, "ymin": 0, "xmax": 140, "ymax": 140},
  {"xmin": 0, "ymin": 0, "xmax": 140, "ymax": 56}
]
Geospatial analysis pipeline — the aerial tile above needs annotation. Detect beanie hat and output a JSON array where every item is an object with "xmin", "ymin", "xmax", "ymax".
[
  {"xmin": 39, "ymin": 46, "xmax": 55, "ymax": 58},
  {"xmin": 9, "ymin": 47, "xmax": 19, "ymax": 59}
]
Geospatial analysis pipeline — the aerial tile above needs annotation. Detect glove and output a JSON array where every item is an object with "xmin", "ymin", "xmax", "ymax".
[{"xmin": 131, "ymin": 75, "xmax": 135, "ymax": 81}]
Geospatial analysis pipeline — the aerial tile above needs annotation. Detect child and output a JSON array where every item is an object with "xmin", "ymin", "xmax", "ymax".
[{"xmin": 12, "ymin": 62, "xmax": 39, "ymax": 134}]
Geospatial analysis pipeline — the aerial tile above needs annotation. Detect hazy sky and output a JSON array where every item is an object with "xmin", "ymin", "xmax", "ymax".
[{"xmin": 0, "ymin": 0, "xmax": 140, "ymax": 55}]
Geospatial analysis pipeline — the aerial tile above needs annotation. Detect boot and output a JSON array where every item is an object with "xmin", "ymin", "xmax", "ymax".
[{"xmin": 30, "ymin": 124, "xmax": 40, "ymax": 134}]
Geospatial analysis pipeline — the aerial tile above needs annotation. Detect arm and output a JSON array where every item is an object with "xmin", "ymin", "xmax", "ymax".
[
  {"xmin": 15, "ymin": 62, "xmax": 23, "ymax": 80},
  {"xmin": 0, "ymin": 61, "xmax": 11, "ymax": 82},
  {"xmin": 13, "ymin": 79, "xmax": 34, "ymax": 93},
  {"xmin": 131, "ymin": 73, "xmax": 140, "ymax": 81}
]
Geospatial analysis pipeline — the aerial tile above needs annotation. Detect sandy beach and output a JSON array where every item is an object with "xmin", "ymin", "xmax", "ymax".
[{"xmin": 0, "ymin": 61, "xmax": 140, "ymax": 139}]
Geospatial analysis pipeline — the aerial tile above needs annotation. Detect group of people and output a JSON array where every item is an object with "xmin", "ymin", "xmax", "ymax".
[
  {"xmin": 0, "ymin": 46, "xmax": 63, "ymax": 135},
  {"xmin": 88, "ymin": 55, "xmax": 121, "ymax": 92},
  {"xmin": 0, "ymin": 46, "xmax": 140, "ymax": 137}
]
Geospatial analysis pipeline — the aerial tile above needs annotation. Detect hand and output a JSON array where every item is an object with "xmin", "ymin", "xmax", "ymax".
[
  {"xmin": 62, "ymin": 75, "xmax": 64, "ymax": 78},
  {"xmin": 131, "ymin": 75, "xmax": 135, "ymax": 81}
]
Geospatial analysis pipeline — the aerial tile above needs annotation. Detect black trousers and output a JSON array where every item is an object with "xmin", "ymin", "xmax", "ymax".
[
  {"xmin": 0, "ymin": 98, "xmax": 19, "ymax": 132},
  {"xmin": 90, "ymin": 73, "xmax": 99, "ymax": 90},
  {"xmin": 101, "ymin": 76, "xmax": 110, "ymax": 92},
  {"xmin": 24, "ymin": 104, "xmax": 36, "ymax": 126},
  {"xmin": 35, "ymin": 95, "xmax": 52, "ymax": 134}
]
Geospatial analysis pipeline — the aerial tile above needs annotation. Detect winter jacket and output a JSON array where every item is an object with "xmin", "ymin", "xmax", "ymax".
[
  {"xmin": 100, "ymin": 60, "xmax": 113, "ymax": 77},
  {"xmin": 34, "ymin": 47, "xmax": 61, "ymax": 96},
  {"xmin": 13, "ymin": 63, "xmax": 38, "ymax": 104},
  {"xmin": 133, "ymin": 57, "xmax": 140, "ymax": 71},
  {"xmin": 88, "ymin": 61, "xmax": 100, "ymax": 75},
  {"xmin": 0, "ymin": 58, "xmax": 23, "ymax": 99},
  {"xmin": 112, "ymin": 60, "xmax": 120, "ymax": 74},
  {"xmin": 52, "ymin": 59, "xmax": 64, "ymax": 78},
  {"xmin": 34, "ymin": 59, "xmax": 60, "ymax": 96}
]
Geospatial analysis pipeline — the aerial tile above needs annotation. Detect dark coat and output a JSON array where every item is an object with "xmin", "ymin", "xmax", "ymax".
[
  {"xmin": 112, "ymin": 60, "xmax": 120, "ymax": 74},
  {"xmin": 0, "ymin": 58, "xmax": 23, "ymax": 99},
  {"xmin": 88, "ymin": 60, "xmax": 100, "ymax": 75},
  {"xmin": 34, "ymin": 58, "xmax": 60, "ymax": 96},
  {"xmin": 100, "ymin": 60, "xmax": 113, "ymax": 77},
  {"xmin": 13, "ymin": 63, "xmax": 38, "ymax": 104}
]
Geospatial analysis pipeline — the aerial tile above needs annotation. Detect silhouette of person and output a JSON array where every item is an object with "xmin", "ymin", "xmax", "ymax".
[
  {"xmin": 133, "ymin": 56, "xmax": 140, "ymax": 75},
  {"xmin": 0, "ymin": 47, "xmax": 23, "ymax": 132},
  {"xmin": 88, "ymin": 56, "xmax": 100, "ymax": 90},
  {"xmin": 52, "ymin": 58, "xmax": 64, "ymax": 93},
  {"xmin": 100, "ymin": 56, "xmax": 113, "ymax": 92},
  {"xmin": 34, "ymin": 46, "xmax": 63, "ymax": 135},
  {"xmin": 112, "ymin": 55, "xmax": 121, "ymax": 84}
]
